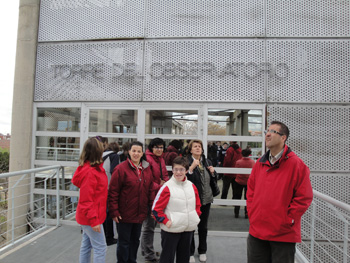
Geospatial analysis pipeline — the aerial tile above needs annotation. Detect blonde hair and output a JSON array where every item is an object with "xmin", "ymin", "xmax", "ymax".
[{"xmin": 78, "ymin": 137, "xmax": 104, "ymax": 166}]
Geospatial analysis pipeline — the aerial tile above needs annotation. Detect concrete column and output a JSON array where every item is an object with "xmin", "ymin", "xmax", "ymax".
[{"xmin": 8, "ymin": 0, "xmax": 40, "ymax": 240}]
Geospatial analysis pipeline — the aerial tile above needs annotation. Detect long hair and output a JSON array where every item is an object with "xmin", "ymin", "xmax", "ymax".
[{"xmin": 78, "ymin": 137, "xmax": 104, "ymax": 166}]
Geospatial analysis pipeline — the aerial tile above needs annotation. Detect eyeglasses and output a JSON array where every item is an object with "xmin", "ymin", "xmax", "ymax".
[
  {"xmin": 264, "ymin": 129, "xmax": 284, "ymax": 136},
  {"xmin": 172, "ymin": 168, "xmax": 186, "ymax": 173},
  {"xmin": 154, "ymin": 146, "xmax": 164, "ymax": 150}
]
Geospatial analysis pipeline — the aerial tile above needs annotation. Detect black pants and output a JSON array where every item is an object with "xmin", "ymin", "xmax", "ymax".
[
  {"xmin": 221, "ymin": 176, "xmax": 236, "ymax": 199},
  {"xmin": 190, "ymin": 203, "xmax": 211, "ymax": 255},
  {"xmin": 247, "ymin": 234, "xmax": 295, "ymax": 263},
  {"xmin": 103, "ymin": 210, "xmax": 115, "ymax": 242},
  {"xmin": 160, "ymin": 230, "xmax": 193, "ymax": 263},
  {"xmin": 233, "ymin": 183, "xmax": 247, "ymax": 216},
  {"xmin": 117, "ymin": 222, "xmax": 142, "ymax": 263}
]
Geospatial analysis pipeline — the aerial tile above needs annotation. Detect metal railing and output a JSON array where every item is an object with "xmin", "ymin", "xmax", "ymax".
[
  {"xmin": 296, "ymin": 190, "xmax": 350, "ymax": 263},
  {"xmin": 0, "ymin": 165, "xmax": 62, "ymax": 252}
]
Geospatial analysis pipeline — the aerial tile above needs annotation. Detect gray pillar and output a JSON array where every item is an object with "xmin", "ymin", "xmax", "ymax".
[{"xmin": 8, "ymin": 0, "xmax": 40, "ymax": 240}]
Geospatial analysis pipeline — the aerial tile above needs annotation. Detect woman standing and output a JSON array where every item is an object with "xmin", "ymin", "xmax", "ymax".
[
  {"xmin": 186, "ymin": 140, "xmax": 219, "ymax": 263},
  {"xmin": 108, "ymin": 141, "xmax": 154, "ymax": 263},
  {"xmin": 72, "ymin": 137, "xmax": 108, "ymax": 263},
  {"xmin": 141, "ymin": 138, "xmax": 169, "ymax": 263}
]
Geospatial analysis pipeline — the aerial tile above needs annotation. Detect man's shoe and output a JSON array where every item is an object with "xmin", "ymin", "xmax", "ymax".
[
  {"xmin": 199, "ymin": 254, "xmax": 207, "ymax": 262},
  {"xmin": 189, "ymin": 255, "xmax": 196, "ymax": 262},
  {"xmin": 106, "ymin": 238, "xmax": 118, "ymax": 246}
]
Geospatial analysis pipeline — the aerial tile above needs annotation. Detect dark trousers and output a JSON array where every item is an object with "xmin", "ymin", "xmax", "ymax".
[
  {"xmin": 117, "ymin": 222, "xmax": 142, "ymax": 263},
  {"xmin": 233, "ymin": 183, "xmax": 247, "ymax": 216},
  {"xmin": 247, "ymin": 234, "xmax": 295, "ymax": 263},
  {"xmin": 103, "ymin": 210, "xmax": 115, "ymax": 242},
  {"xmin": 221, "ymin": 176, "xmax": 236, "ymax": 199},
  {"xmin": 190, "ymin": 203, "xmax": 211, "ymax": 255},
  {"xmin": 160, "ymin": 230, "xmax": 193, "ymax": 263},
  {"xmin": 141, "ymin": 208, "xmax": 158, "ymax": 261}
]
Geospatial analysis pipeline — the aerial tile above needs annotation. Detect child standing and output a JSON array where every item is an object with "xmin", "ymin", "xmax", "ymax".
[
  {"xmin": 72, "ymin": 137, "xmax": 108, "ymax": 263},
  {"xmin": 152, "ymin": 156, "xmax": 201, "ymax": 263}
]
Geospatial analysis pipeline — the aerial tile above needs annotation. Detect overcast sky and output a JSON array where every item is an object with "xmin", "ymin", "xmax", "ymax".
[{"xmin": 0, "ymin": 1, "xmax": 19, "ymax": 134}]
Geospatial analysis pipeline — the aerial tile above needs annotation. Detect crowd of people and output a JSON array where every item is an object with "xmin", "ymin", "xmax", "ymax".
[{"xmin": 71, "ymin": 121, "xmax": 313, "ymax": 263}]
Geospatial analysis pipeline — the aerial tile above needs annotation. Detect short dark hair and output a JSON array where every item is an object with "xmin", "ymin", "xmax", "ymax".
[
  {"xmin": 232, "ymin": 144, "xmax": 240, "ymax": 150},
  {"xmin": 101, "ymin": 137, "xmax": 108, "ymax": 144},
  {"xmin": 128, "ymin": 141, "xmax": 147, "ymax": 162},
  {"xmin": 169, "ymin": 139, "xmax": 182, "ymax": 150},
  {"xmin": 271, "ymin": 121, "xmax": 289, "ymax": 141},
  {"xmin": 172, "ymin": 156, "xmax": 189, "ymax": 170},
  {"xmin": 242, "ymin": 149, "xmax": 251, "ymax": 157},
  {"xmin": 187, "ymin": 139, "xmax": 204, "ymax": 155},
  {"xmin": 148, "ymin": 137, "xmax": 165, "ymax": 152},
  {"xmin": 79, "ymin": 137, "xmax": 104, "ymax": 166},
  {"xmin": 106, "ymin": 142, "xmax": 120, "ymax": 152}
]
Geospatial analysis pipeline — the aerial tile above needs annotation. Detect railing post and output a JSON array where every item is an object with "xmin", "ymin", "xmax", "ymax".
[
  {"xmin": 56, "ymin": 167, "xmax": 60, "ymax": 226},
  {"xmin": 11, "ymin": 186, "xmax": 15, "ymax": 245},
  {"xmin": 61, "ymin": 167, "xmax": 66, "ymax": 220},
  {"xmin": 310, "ymin": 201, "xmax": 316, "ymax": 263},
  {"xmin": 344, "ymin": 220, "xmax": 348, "ymax": 263},
  {"xmin": 44, "ymin": 179, "xmax": 47, "ymax": 226}
]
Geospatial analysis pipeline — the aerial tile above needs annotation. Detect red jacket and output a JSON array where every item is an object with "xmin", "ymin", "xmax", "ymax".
[
  {"xmin": 163, "ymin": 145, "xmax": 179, "ymax": 177},
  {"xmin": 108, "ymin": 159, "xmax": 155, "ymax": 224},
  {"xmin": 223, "ymin": 147, "xmax": 242, "ymax": 178},
  {"xmin": 235, "ymin": 157, "xmax": 256, "ymax": 185},
  {"xmin": 146, "ymin": 149, "xmax": 169, "ymax": 191},
  {"xmin": 72, "ymin": 162, "xmax": 108, "ymax": 227},
  {"xmin": 247, "ymin": 145, "xmax": 313, "ymax": 243}
]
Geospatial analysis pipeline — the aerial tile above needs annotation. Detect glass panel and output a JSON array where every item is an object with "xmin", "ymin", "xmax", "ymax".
[
  {"xmin": 145, "ymin": 110, "xmax": 198, "ymax": 135},
  {"xmin": 208, "ymin": 109, "xmax": 262, "ymax": 136},
  {"xmin": 209, "ymin": 205, "xmax": 250, "ymax": 231},
  {"xmin": 36, "ymin": 136, "xmax": 80, "ymax": 161},
  {"xmin": 89, "ymin": 109, "xmax": 137, "ymax": 133},
  {"xmin": 37, "ymin": 108, "xmax": 81, "ymax": 131}
]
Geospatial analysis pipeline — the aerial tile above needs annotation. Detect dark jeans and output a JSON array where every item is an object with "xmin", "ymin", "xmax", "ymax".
[
  {"xmin": 190, "ymin": 203, "xmax": 211, "ymax": 255},
  {"xmin": 160, "ymin": 230, "xmax": 193, "ymax": 263},
  {"xmin": 221, "ymin": 176, "xmax": 236, "ymax": 199},
  {"xmin": 233, "ymin": 183, "xmax": 247, "ymax": 216},
  {"xmin": 117, "ymin": 222, "xmax": 142, "ymax": 263},
  {"xmin": 247, "ymin": 234, "xmax": 296, "ymax": 263}
]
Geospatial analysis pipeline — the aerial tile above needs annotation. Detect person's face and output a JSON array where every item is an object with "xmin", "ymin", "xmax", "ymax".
[
  {"xmin": 216, "ymin": 141, "xmax": 221, "ymax": 146},
  {"xmin": 129, "ymin": 145, "xmax": 143, "ymax": 164},
  {"xmin": 265, "ymin": 124, "xmax": 286, "ymax": 150},
  {"xmin": 152, "ymin": 144, "xmax": 164, "ymax": 157},
  {"xmin": 172, "ymin": 164, "xmax": 187, "ymax": 182},
  {"xmin": 190, "ymin": 142, "xmax": 202, "ymax": 157},
  {"xmin": 223, "ymin": 144, "xmax": 228, "ymax": 150}
]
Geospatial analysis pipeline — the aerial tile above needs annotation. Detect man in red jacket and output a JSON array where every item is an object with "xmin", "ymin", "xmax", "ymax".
[{"xmin": 247, "ymin": 121, "xmax": 313, "ymax": 263}]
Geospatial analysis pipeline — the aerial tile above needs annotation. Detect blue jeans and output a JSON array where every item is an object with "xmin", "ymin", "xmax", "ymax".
[
  {"xmin": 117, "ymin": 222, "xmax": 142, "ymax": 263},
  {"xmin": 80, "ymin": 224, "xmax": 107, "ymax": 263}
]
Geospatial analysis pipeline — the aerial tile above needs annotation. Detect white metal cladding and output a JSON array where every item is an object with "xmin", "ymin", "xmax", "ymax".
[
  {"xmin": 143, "ymin": 39, "xmax": 265, "ymax": 102},
  {"xmin": 38, "ymin": 0, "xmax": 145, "ymax": 41},
  {"xmin": 35, "ymin": 41, "xmax": 143, "ymax": 101},
  {"xmin": 267, "ymin": 40, "xmax": 350, "ymax": 103},
  {"xmin": 145, "ymin": 0, "xmax": 264, "ymax": 38},
  {"xmin": 267, "ymin": 0, "xmax": 350, "ymax": 37},
  {"xmin": 267, "ymin": 105, "xmax": 350, "ymax": 172}
]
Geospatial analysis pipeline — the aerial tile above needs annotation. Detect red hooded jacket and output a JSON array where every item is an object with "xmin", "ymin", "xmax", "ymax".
[
  {"xmin": 223, "ymin": 146, "xmax": 242, "ymax": 178},
  {"xmin": 72, "ymin": 162, "xmax": 108, "ymax": 227},
  {"xmin": 146, "ymin": 149, "xmax": 169, "ymax": 192},
  {"xmin": 235, "ymin": 157, "xmax": 256, "ymax": 185},
  {"xmin": 247, "ymin": 145, "xmax": 313, "ymax": 243},
  {"xmin": 108, "ymin": 159, "xmax": 155, "ymax": 224}
]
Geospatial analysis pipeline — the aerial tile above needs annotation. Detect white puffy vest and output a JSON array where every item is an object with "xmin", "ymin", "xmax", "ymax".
[{"xmin": 160, "ymin": 176, "xmax": 200, "ymax": 233}]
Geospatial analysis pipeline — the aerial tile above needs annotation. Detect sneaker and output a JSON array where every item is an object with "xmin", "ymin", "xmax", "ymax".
[
  {"xmin": 189, "ymin": 255, "xmax": 196, "ymax": 262},
  {"xmin": 199, "ymin": 254, "xmax": 207, "ymax": 262}
]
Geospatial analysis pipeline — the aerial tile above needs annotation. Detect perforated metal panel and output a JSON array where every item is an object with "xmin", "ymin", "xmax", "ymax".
[
  {"xmin": 35, "ymin": 41, "xmax": 143, "ymax": 101},
  {"xmin": 267, "ymin": 40, "xmax": 350, "ymax": 103},
  {"xmin": 146, "ymin": 0, "xmax": 264, "ymax": 37},
  {"xmin": 38, "ymin": 0, "xmax": 145, "ymax": 41},
  {"xmin": 143, "ymin": 39, "xmax": 265, "ymax": 102},
  {"xmin": 267, "ymin": 0, "xmax": 350, "ymax": 37},
  {"xmin": 267, "ymin": 105, "xmax": 350, "ymax": 172}
]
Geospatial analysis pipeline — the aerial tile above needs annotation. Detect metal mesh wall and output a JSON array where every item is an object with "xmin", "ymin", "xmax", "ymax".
[
  {"xmin": 143, "ymin": 39, "xmax": 265, "ymax": 102},
  {"xmin": 267, "ymin": 105, "xmax": 350, "ymax": 172},
  {"xmin": 35, "ymin": 41, "xmax": 143, "ymax": 101},
  {"xmin": 267, "ymin": 0, "xmax": 350, "ymax": 37},
  {"xmin": 146, "ymin": 0, "xmax": 264, "ymax": 37},
  {"xmin": 267, "ymin": 40, "xmax": 350, "ymax": 103},
  {"xmin": 38, "ymin": 0, "xmax": 145, "ymax": 41}
]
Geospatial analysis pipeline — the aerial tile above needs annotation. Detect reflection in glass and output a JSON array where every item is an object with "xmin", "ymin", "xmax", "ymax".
[
  {"xmin": 37, "ymin": 108, "xmax": 81, "ymax": 131},
  {"xmin": 146, "ymin": 110, "xmax": 198, "ymax": 135},
  {"xmin": 89, "ymin": 109, "xmax": 137, "ymax": 133},
  {"xmin": 36, "ymin": 136, "xmax": 80, "ymax": 161},
  {"xmin": 208, "ymin": 109, "xmax": 262, "ymax": 136}
]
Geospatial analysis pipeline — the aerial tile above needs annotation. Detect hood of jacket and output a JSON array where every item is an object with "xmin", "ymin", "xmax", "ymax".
[
  {"xmin": 166, "ymin": 145, "xmax": 179, "ymax": 153},
  {"xmin": 72, "ymin": 162, "xmax": 104, "ymax": 188},
  {"xmin": 146, "ymin": 149, "xmax": 163, "ymax": 164}
]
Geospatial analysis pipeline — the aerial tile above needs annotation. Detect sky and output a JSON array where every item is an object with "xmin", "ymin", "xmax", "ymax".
[{"xmin": 0, "ymin": 1, "xmax": 20, "ymax": 134}]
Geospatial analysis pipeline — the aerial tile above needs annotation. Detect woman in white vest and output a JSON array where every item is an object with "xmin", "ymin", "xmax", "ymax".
[{"xmin": 152, "ymin": 156, "xmax": 201, "ymax": 263}]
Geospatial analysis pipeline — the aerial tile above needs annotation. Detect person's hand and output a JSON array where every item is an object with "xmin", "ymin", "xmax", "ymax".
[
  {"xmin": 208, "ymin": 165, "xmax": 215, "ymax": 174},
  {"xmin": 92, "ymin": 225, "xmax": 101, "ymax": 233},
  {"xmin": 160, "ymin": 179, "xmax": 166, "ymax": 185},
  {"xmin": 190, "ymin": 159, "xmax": 200, "ymax": 172},
  {"xmin": 165, "ymin": 220, "xmax": 172, "ymax": 228},
  {"xmin": 113, "ymin": 216, "xmax": 122, "ymax": 223}
]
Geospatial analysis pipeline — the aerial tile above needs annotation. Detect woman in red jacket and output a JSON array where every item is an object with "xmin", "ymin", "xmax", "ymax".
[
  {"xmin": 72, "ymin": 137, "xmax": 108, "ymax": 263},
  {"xmin": 108, "ymin": 141, "xmax": 155, "ymax": 263}
]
